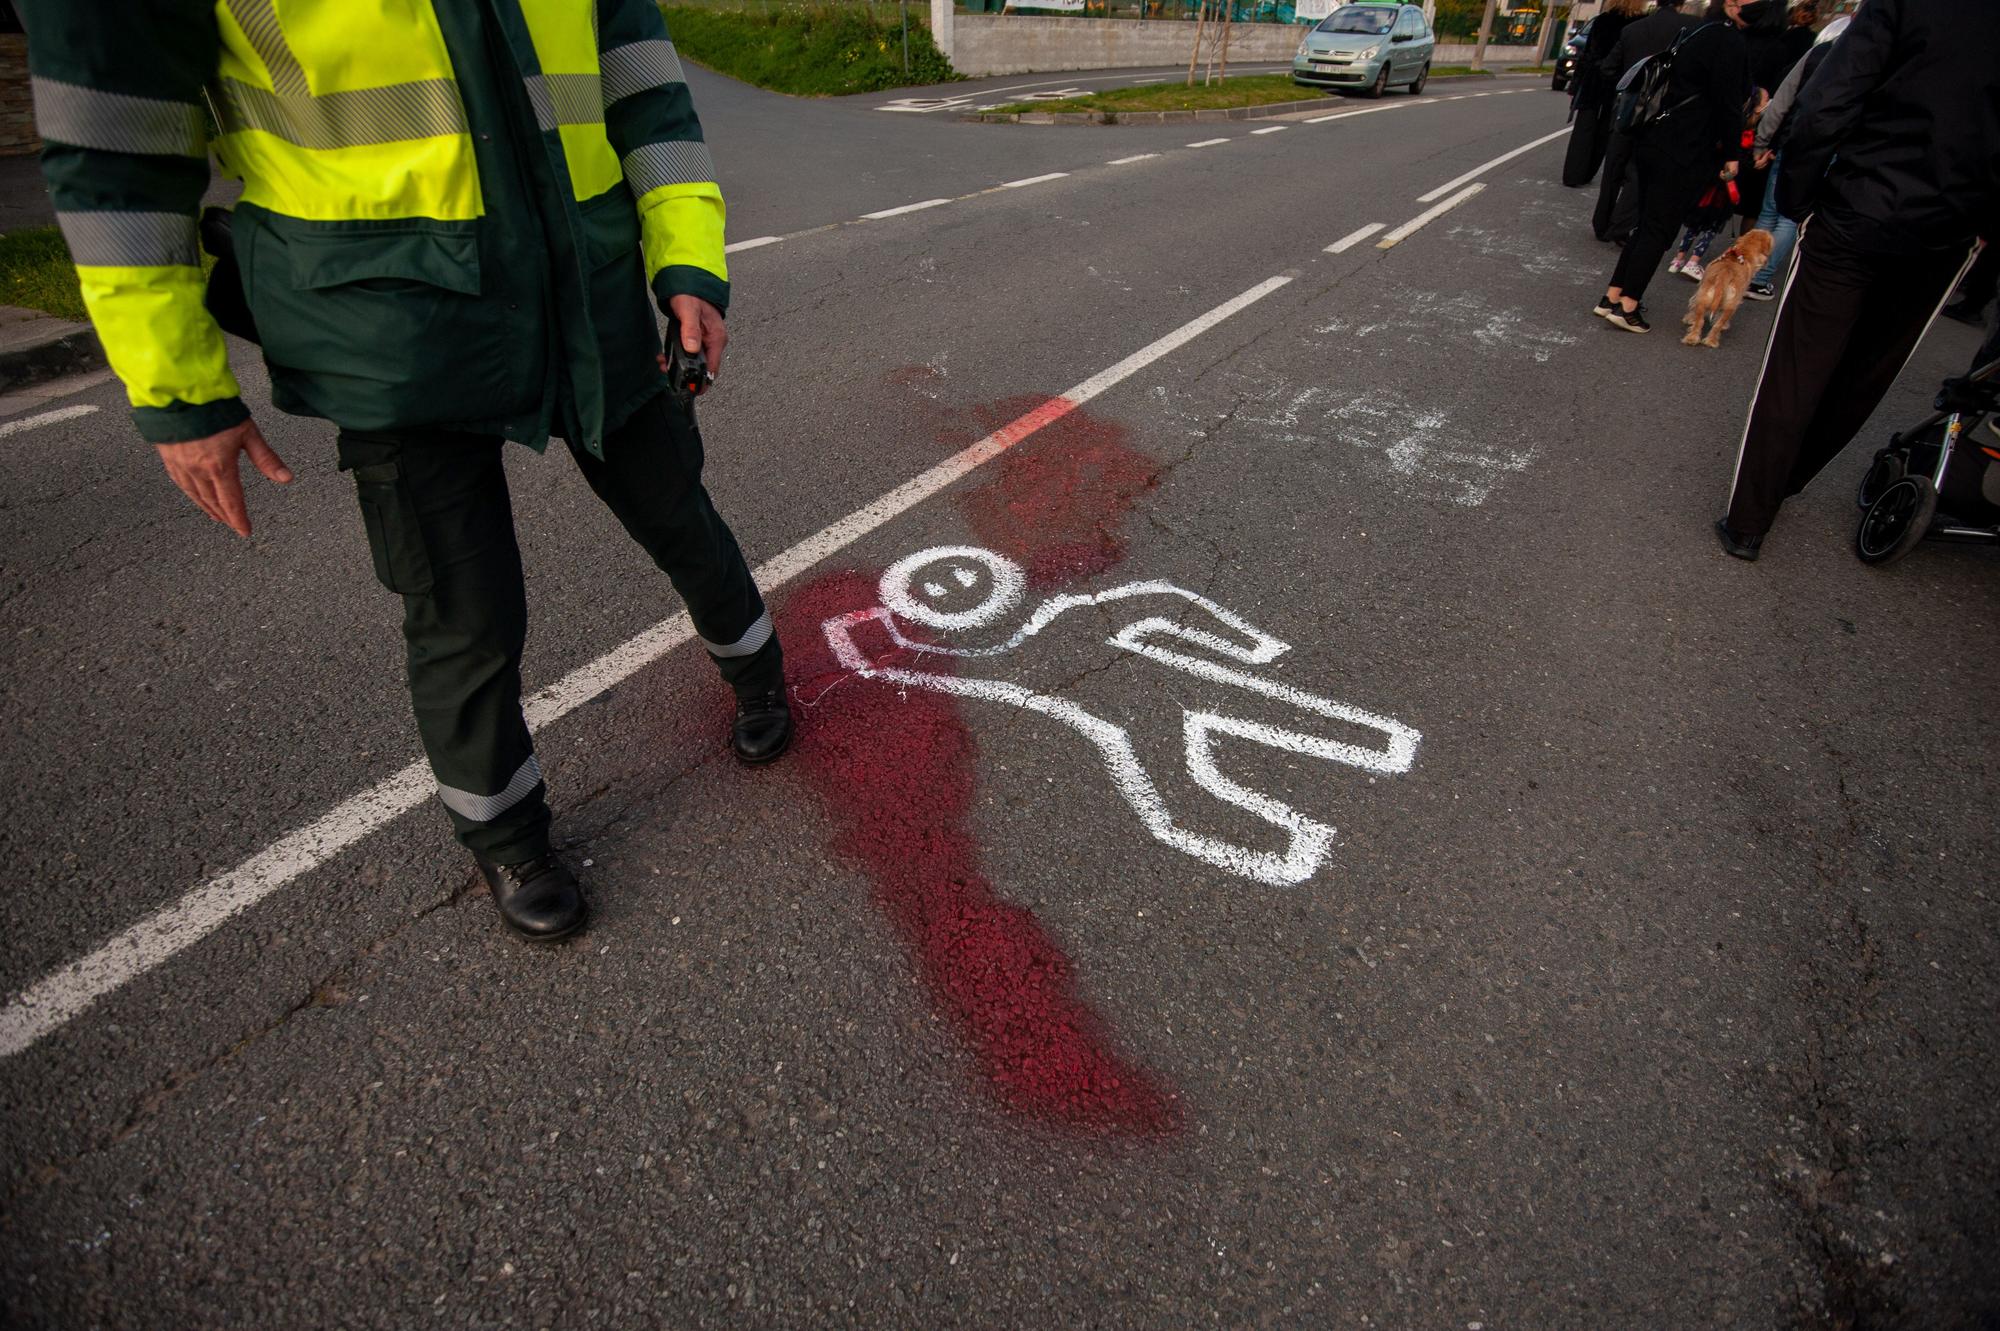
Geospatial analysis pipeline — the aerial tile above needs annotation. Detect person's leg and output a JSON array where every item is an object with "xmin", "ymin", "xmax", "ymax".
[
  {"xmin": 1781, "ymin": 242, "xmax": 1979, "ymax": 497},
  {"xmin": 1607, "ymin": 152, "xmax": 1706, "ymax": 309},
  {"xmin": 1942, "ymin": 242, "xmax": 1998, "ymax": 323},
  {"xmin": 335, "ymin": 428, "xmax": 552, "ymax": 865},
  {"xmin": 566, "ymin": 393, "xmax": 782, "ymax": 694},
  {"xmin": 1749, "ymin": 158, "xmax": 1797, "ymax": 288}
]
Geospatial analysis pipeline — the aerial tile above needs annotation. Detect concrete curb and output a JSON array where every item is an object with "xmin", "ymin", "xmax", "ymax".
[
  {"xmin": 0, "ymin": 306, "xmax": 105, "ymax": 394},
  {"xmin": 962, "ymin": 70, "xmax": 1505, "ymax": 124}
]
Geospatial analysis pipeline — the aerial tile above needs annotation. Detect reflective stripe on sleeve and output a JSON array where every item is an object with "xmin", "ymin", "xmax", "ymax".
[
  {"xmin": 222, "ymin": 0, "xmax": 310, "ymax": 98},
  {"xmin": 599, "ymin": 40, "xmax": 687, "ymax": 105},
  {"xmin": 437, "ymin": 755, "xmax": 545, "ymax": 823},
  {"xmin": 57, "ymin": 212, "xmax": 200, "ymax": 268},
  {"xmin": 701, "ymin": 610, "xmax": 774, "ymax": 659},
  {"xmin": 215, "ymin": 77, "xmax": 467, "ymax": 150},
  {"xmin": 30, "ymin": 78, "xmax": 207, "ymax": 158},
  {"xmin": 622, "ymin": 140, "xmax": 718, "ymax": 195},
  {"xmin": 523, "ymin": 72, "xmax": 606, "ymax": 133}
]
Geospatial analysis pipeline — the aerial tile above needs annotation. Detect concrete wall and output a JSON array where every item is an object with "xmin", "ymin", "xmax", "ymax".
[{"xmin": 947, "ymin": 15, "xmax": 1537, "ymax": 77}]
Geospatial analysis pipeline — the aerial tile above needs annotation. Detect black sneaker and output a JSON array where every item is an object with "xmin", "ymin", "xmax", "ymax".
[
  {"xmin": 1606, "ymin": 304, "xmax": 1651, "ymax": 333},
  {"xmin": 1745, "ymin": 281, "xmax": 1776, "ymax": 302},
  {"xmin": 1592, "ymin": 297, "xmax": 1616, "ymax": 319},
  {"xmin": 1714, "ymin": 518, "xmax": 1763, "ymax": 562}
]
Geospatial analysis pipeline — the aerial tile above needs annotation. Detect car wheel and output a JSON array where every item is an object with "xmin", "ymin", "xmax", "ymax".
[
  {"xmin": 1408, "ymin": 61, "xmax": 1429, "ymax": 94},
  {"xmin": 1368, "ymin": 63, "xmax": 1389, "ymax": 98}
]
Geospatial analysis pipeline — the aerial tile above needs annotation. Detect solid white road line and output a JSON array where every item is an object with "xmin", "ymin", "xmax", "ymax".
[
  {"xmin": 1001, "ymin": 172, "xmax": 1069, "ymax": 189},
  {"xmin": 1251, "ymin": 125, "xmax": 1289, "ymax": 135},
  {"xmin": 1325, "ymin": 222, "xmax": 1386, "ymax": 253},
  {"xmin": 1376, "ymin": 182, "xmax": 1485, "ymax": 248},
  {"xmin": 723, "ymin": 235, "xmax": 783, "ymax": 254},
  {"xmin": 0, "ymin": 272, "xmax": 1297, "ymax": 1060},
  {"xmin": 1415, "ymin": 126, "xmax": 1568, "ymax": 203},
  {"xmin": 1187, "ymin": 137, "xmax": 1232, "ymax": 148},
  {"xmin": 861, "ymin": 198, "xmax": 953, "ymax": 220},
  {"xmin": 1107, "ymin": 153, "xmax": 1160, "ymax": 165},
  {"xmin": 0, "ymin": 404, "xmax": 99, "ymax": 437}
]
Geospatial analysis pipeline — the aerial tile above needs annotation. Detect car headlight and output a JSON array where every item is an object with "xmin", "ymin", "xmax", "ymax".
[
  {"xmin": 1296, "ymin": 36, "xmax": 1310, "ymax": 56},
  {"xmin": 1358, "ymin": 44, "xmax": 1381, "ymax": 59}
]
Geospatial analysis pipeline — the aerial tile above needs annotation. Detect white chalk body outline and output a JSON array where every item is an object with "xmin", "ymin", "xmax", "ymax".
[{"xmin": 821, "ymin": 554, "xmax": 1420, "ymax": 887}]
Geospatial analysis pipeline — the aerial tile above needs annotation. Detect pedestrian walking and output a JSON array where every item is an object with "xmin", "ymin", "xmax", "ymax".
[
  {"xmin": 22, "ymin": 0, "xmax": 797, "ymax": 939},
  {"xmin": 1592, "ymin": 0, "xmax": 1705, "ymax": 244},
  {"xmin": 1595, "ymin": 0, "xmax": 1756, "ymax": 334},
  {"xmin": 1743, "ymin": 16, "xmax": 1848, "ymax": 300},
  {"xmin": 1561, "ymin": 0, "xmax": 1646, "ymax": 189},
  {"xmin": 1719, "ymin": 0, "xmax": 2000, "ymax": 559}
]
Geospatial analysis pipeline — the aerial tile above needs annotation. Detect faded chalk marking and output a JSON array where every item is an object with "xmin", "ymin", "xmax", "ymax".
[
  {"xmin": 824, "ymin": 548, "xmax": 1420, "ymax": 888},
  {"xmin": 0, "ymin": 273, "xmax": 1294, "ymax": 1058},
  {"xmin": 1324, "ymin": 222, "xmax": 1385, "ymax": 254},
  {"xmin": 0, "ymin": 405, "xmax": 99, "ymax": 437},
  {"xmin": 862, "ymin": 198, "xmax": 953, "ymax": 220},
  {"xmin": 1376, "ymin": 182, "xmax": 1484, "ymax": 248},
  {"xmin": 1415, "ymin": 126, "xmax": 1567, "ymax": 203}
]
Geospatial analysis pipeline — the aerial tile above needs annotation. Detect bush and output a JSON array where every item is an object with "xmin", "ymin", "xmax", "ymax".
[{"xmin": 660, "ymin": 4, "xmax": 960, "ymax": 95}]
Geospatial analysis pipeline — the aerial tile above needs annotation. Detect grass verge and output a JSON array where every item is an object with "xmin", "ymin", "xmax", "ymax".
[
  {"xmin": 0, "ymin": 228, "xmax": 86, "ymax": 323},
  {"xmin": 990, "ymin": 73, "xmax": 1335, "ymax": 114},
  {"xmin": 661, "ymin": 4, "xmax": 959, "ymax": 95}
]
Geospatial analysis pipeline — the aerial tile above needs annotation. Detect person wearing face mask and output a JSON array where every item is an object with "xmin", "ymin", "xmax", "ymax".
[
  {"xmin": 1719, "ymin": 0, "xmax": 2000, "ymax": 559},
  {"xmin": 1595, "ymin": 0, "xmax": 1758, "ymax": 334}
]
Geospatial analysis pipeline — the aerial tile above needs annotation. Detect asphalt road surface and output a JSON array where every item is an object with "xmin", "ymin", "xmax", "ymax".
[{"xmin": 4, "ymin": 65, "xmax": 1998, "ymax": 1330}]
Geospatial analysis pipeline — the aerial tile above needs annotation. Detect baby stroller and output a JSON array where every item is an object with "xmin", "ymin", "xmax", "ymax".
[{"xmin": 1853, "ymin": 356, "xmax": 2000, "ymax": 564}]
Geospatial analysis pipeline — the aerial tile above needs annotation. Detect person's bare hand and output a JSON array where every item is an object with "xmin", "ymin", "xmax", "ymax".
[
  {"xmin": 155, "ymin": 417, "xmax": 292, "ymax": 538},
  {"xmin": 660, "ymin": 293, "xmax": 727, "ymax": 381},
  {"xmin": 1754, "ymin": 149, "xmax": 1775, "ymax": 169}
]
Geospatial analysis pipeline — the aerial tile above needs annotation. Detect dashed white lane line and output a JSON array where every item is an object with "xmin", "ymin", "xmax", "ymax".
[
  {"xmin": 1415, "ymin": 126, "xmax": 1569, "ymax": 203},
  {"xmin": 0, "ymin": 272, "xmax": 1298, "ymax": 1060},
  {"xmin": 0, "ymin": 404, "xmax": 99, "ymax": 437},
  {"xmin": 1251, "ymin": 125, "xmax": 1289, "ymax": 135},
  {"xmin": 723, "ymin": 235, "xmax": 783, "ymax": 254},
  {"xmin": 1001, "ymin": 172, "xmax": 1069, "ymax": 188},
  {"xmin": 1377, "ymin": 182, "xmax": 1485, "ymax": 247},
  {"xmin": 1187, "ymin": 137, "xmax": 1232, "ymax": 148},
  {"xmin": 1302, "ymin": 102, "xmax": 1408, "ymax": 124},
  {"xmin": 1325, "ymin": 222, "xmax": 1386, "ymax": 253},
  {"xmin": 861, "ymin": 197, "xmax": 954, "ymax": 220},
  {"xmin": 1107, "ymin": 153, "xmax": 1160, "ymax": 165}
]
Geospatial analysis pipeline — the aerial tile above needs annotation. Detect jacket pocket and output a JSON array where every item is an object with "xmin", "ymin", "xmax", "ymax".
[{"xmin": 351, "ymin": 461, "xmax": 435, "ymax": 595}]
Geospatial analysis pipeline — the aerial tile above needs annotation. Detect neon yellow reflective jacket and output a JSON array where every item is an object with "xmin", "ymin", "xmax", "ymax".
[{"xmin": 25, "ymin": 0, "xmax": 730, "ymax": 453}]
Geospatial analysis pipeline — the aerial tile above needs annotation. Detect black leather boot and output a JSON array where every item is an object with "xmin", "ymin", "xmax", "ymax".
[
  {"xmin": 474, "ymin": 853, "xmax": 587, "ymax": 941},
  {"xmin": 732, "ymin": 687, "xmax": 794, "ymax": 764}
]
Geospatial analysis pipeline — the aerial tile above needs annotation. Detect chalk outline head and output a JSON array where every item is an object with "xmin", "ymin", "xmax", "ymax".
[{"xmin": 879, "ymin": 546, "xmax": 1026, "ymax": 631}]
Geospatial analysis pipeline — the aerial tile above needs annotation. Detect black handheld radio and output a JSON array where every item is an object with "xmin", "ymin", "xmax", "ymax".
[{"xmin": 663, "ymin": 316, "xmax": 715, "ymax": 405}]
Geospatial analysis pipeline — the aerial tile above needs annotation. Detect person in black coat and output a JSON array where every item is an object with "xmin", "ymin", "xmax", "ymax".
[
  {"xmin": 1595, "ymin": 0, "xmax": 1756, "ymax": 333},
  {"xmin": 1561, "ymin": 0, "xmax": 1646, "ymax": 188},
  {"xmin": 1720, "ymin": 0, "xmax": 2000, "ymax": 556},
  {"xmin": 1591, "ymin": 0, "xmax": 1705, "ymax": 242}
]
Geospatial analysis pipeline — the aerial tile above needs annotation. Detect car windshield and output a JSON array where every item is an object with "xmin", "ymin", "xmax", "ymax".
[{"xmin": 1318, "ymin": 6, "xmax": 1396, "ymax": 34}]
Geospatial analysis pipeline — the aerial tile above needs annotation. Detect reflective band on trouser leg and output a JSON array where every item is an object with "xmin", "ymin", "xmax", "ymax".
[
  {"xmin": 30, "ymin": 78, "xmax": 207, "ymax": 157},
  {"xmin": 523, "ymin": 73, "xmax": 605, "ymax": 132},
  {"xmin": 213, "ymin": 77, "xmax": 467, "ymax": 150},
  {"xmin": 56, "ymin": 212, "xmax": 199, "ymax": 268},
  {"xmin": 599, "ymin": 40, "xmax": 686, "ymax": 104},
  {"xmin": 622, "ymin": 141, "xmax": 717, "ymax": 195},
  {"xmin": 702, "ymin": 610, "xmax": 774, "ymax": 660},
  {"xmin": 437, "ymin": 754, "xmax": 545, "ymax": 824}
]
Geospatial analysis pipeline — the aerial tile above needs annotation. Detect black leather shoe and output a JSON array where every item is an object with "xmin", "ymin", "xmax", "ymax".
[
  {"xmin": 474, "ymin": 853, "xmax": 587, "ymax": 941},
  {"xmin": 732, "ymin": 687, "xmax": 794, "ymax": 764},
  {"xmin": 1940, "ymin": 296, "xmax": 1988, "ymax": 326},
  {"xmin": 1714, "ymin": 518, "xmax": 1763, "ymax": 562}
]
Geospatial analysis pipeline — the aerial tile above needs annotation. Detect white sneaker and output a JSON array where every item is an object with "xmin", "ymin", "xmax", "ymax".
[{"xmin": 1682, "ymin": 257, "xmax": 1706, "ymax": 282}]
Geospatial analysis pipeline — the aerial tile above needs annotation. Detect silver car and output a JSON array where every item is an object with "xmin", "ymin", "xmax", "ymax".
[{"xmin": 1292, "ymin": 3, "xmax": 1435, "ymax": 97}]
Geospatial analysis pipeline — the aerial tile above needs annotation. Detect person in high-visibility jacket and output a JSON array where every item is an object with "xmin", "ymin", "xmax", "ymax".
[{"xmin": 23, "ymin": 0, "xmax": 795, "ymax": 942}]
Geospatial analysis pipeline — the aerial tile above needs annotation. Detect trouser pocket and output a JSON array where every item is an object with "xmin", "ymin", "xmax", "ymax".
[{"xmin": 351, "ymin": 461, "xmax": 435, "ymax": 595}]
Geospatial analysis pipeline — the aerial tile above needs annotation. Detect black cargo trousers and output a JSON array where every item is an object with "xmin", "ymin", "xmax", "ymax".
[{"xmin": 337, "ymin": 391, "xmax": 782, "ymax": 864}]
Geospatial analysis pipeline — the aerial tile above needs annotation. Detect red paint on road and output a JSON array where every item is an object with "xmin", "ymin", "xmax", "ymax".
[{"xmin": 778, "ymin": 572, "xmax": 1179, "ymax": 1136}]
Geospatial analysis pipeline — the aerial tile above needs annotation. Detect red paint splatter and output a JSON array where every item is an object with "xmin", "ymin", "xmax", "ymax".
[{"xmin": 777, "ymin": 572, "xmax": 1180, "ymax": 1136}]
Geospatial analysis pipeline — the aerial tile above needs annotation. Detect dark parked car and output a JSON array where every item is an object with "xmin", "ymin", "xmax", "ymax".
[{"xmin": 1551, "ymin": 18, "xmax": 1591, "ymax": 91}]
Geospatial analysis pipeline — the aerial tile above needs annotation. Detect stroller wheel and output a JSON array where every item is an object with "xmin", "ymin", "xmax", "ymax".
[
  {"xmin": 1857, "ymin": 449, "xmax": 1905, "ymax": 511},
  {"xmin": 1855, "ymin": 475, "xmax": 1937, "ymax": 566}
]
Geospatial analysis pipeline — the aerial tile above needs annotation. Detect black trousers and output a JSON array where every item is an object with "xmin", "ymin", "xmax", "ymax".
[
  {"xmin": 1607, "ymin": 144, "xmax": 1715, "ymax": 301},
  {"xmin": 1592, "ymin": 127, "xmax": 1640, "ymax": 242},
  {"xmin": 1724, "ymin": 225, "xmax": 1978, "ymax": 538},
  {"xmin": 337, "ymin": 392, "xmax": 781, "ymax": 863},
  {"xmin": 1561, "ymin": 101, "xmax": 1612, "ymax": 189}
]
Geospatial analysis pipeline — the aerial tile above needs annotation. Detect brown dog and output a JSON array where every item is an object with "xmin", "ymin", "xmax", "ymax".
[{"xmin": 1682, "ymin": 229, "xmax": 1775, "ymax": 348}]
